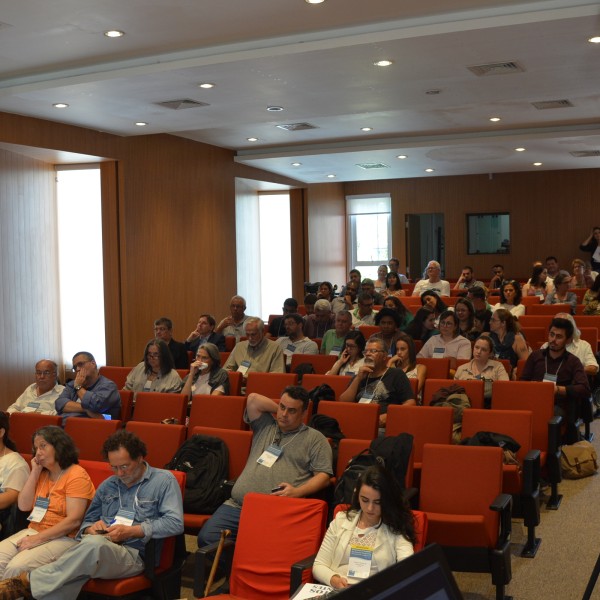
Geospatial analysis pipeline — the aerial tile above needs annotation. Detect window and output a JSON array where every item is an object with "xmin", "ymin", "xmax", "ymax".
[
  {"xmin": 467, "ymin": 213, "xmax": 510, "ymax": 254},
  {"xmin": 346, "ymin": 194, "xmax": 391, "ymax": 280}
]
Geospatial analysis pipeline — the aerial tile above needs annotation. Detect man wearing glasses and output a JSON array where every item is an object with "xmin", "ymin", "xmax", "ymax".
[
  {"xmin": 6, "ymin": 360, "xmax": 63, "ymax": 414},
  {"xmin": 340, "ymin": 338, "xmax": 415, "ymax": 429},
  {"xmin": 55, "ymin": 351, "xmax": 120, "ymax": 425},
  {"xmin": 412, "ymin": 261, "xmax": 450, "ymax": 297},
  {"xmin": 215, "ymin": 295, "xmax": 254, "ymax": 342}
]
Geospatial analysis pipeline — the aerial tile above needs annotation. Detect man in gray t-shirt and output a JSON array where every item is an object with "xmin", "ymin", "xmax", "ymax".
[{"xmin": 197, "ymin": 386, "xmax": 332, "ymax": 546}]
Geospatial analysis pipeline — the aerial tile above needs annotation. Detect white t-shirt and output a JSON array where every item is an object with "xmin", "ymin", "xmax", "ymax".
[{"xmin": 0, "ymin": 452, "xmax": 30, "ymax": 493}]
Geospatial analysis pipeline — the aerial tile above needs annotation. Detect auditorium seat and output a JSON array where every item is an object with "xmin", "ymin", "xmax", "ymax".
[{"xmin": 64, "ymin": 418, "xmax": 122, "ymax": 461}]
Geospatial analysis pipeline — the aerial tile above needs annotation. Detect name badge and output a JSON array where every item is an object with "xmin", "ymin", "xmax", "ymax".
[
  {"xmin": 23, "ymin": 402, "xmax": 41, "ymax": 413},
  {"xmin": 237, "ymin": 360, "xmax": 251, "ymax": 376},
  {"xmin": 348, "ymin": 546, "xmax": 373, "ymax": 580},
  {"xmin": 433, "ymin": 347, "xmax": 445, "ymax": 358},
  {"xmin": 285, "ymin": 344, "xmax": 297, "ymax": 355},
  {"xmin": 257, "ymin": 444, "xmax": 282, "ymax": 468},
  {"xmin": 28, "ymin": 497, "xmax": 50, "ymax": 522},
  {"xmin": 359, "ymin": 390, "xmax": 374, "ymax": 404},
  {"xmin": 329, "ymin": 345, "xmax": 342, "ymax": 356},
  {"xmin": 111, "ymin": 509, "xmax": 135, "ymax": 527},
  {"xmin": 543, "ymin": 373, "xmax": 557, "ymax": 387}
]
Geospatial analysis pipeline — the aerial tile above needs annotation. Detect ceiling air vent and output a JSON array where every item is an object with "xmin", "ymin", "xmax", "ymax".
[
  {"xmin": 570, "ymin": 150, "xmax": 600, "ymax": 157},
  {"xmin": 276, "ymin": 122, "xmax": 318, "ymax": 131},
  {"xmin": 531, "ymin": 99, "xmax": 573, "ymax": 110},
  {"xmin": 156, "ymin": 99, "xmax": 209, "ymax": 110},
  {"xmin": 356, "ymin": 162, "xmax": 390, "ymax": 170},
  {"xmin": 467, "ymin": 61, "xmax": 524, "ymax": 76}
]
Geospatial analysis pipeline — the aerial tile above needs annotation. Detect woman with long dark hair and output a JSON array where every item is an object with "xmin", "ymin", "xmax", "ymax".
[
  {"xmin": 124, "ymin": 338, "xmax": 182, "ymax": 393},
  {"xmin": 492, "ymin": 280, "xmax": 525, "ymax": 318},
  {"xmin": 488, "ymin": 308, "xmax": 531, "ymax": 368},
  {"xmin": 583, "ymin": 273, "xmax": 600, "ymax": 315},
  {"xmin": 382, "ymin": 296, "xmax": 413, "ymax": 331},
  {"xmin": 522, "ymin": 265, "xmax": 552, "ymax": 300},
  {"xmin": 327, "ymin": 331, "xmax": 366, "ymax": 376},
  {"xmin": 420, "ymin": 290, "xmax": 447, "ymax": 326},
  {"xmin": 387, "ymin": 332, "xmax": 427, "ymax": 395},
  {"xmin": 405, "ymin": 306, "xmax": 437, "ymax": 344}
]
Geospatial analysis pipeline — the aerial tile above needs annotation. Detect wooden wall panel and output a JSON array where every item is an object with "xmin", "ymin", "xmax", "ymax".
[
  {"xmin": 290, "ymin": 188, "xmax": 308, "ymax": 301},
  {"xmin": 0, "ymin": 149, "xmax": 61, "ymax": 409}
]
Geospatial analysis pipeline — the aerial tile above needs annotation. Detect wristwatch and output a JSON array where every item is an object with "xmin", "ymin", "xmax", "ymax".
[{"xmin": 74, "ymin": 384, "xmax": 83, "ymax": 391}]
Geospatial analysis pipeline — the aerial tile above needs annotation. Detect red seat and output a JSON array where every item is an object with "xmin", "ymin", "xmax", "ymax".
[
  {"xmin": 8, "ymin": 413, "xmax": 62, "ymax": 454},
  {"xmin": 300, "ymin": 374, "xmax": 351, "ymax": 400},
  {"xmin": 289, "ymin": 354, "xmax": 337, "ymax": 375},
  {"xmin": 416, "ymin": 357, "xmax": 451, "ymax": 379},
  {"xmin": 64, "ymin": 418, "xmax": 122, "ymax": 461},
  {"xmin": 118, "ymin": 389, "xmax": 134, "ymax": 422},
  {"xmin": 225, "ymin": 337, "xmax": 236, "ymax": 351},
  {"xmin": 358, "ymin": 324, "xmax": 380, "ymax": 340},
  {"xmin": 317, "ymin": 400, "xmax": 380, "ymax": 440},
  {"xmin": 125, "ymin": 421, "xmax": 186, "ymax": 468},
  {"xmin": 527, "ymin": 303, "xmax": 572, "ymax": 316},
  {"xmin": 131, "ymin": 392, "xmax": 187, "ymax": 424},
  {"xmin": 423, "ymin": 378, "xmax": 485, "ymax": 410},
  {"xmin": 187, "ymin": 395, "xmax": 247, "ymax": 434},
  {"xmin": 98, "ymin": 366, "xmax": 133, "ymax": 389},
  {"xmin": 227, "ymin": 371, "xmax": 242, "ymax": 396},
  {"xmin": 245, "ymin": 372, "xmax": 298, "ymax": 398}
]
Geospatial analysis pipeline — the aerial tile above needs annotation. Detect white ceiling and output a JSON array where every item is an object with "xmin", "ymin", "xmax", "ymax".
[{"xmin": 0, "ymin": 0, "xmax": 599, "ymax": 183}]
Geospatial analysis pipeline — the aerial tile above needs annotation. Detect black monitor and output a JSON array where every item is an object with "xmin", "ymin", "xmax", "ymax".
[{"xmin": 331, "ymin": 543, "xmax": 463, "ymax": 600}]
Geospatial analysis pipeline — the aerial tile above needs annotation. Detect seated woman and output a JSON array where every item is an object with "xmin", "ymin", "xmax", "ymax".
[
  {"xmin": 420, "ymin": 290, "xmax": 448, "ymax": 327},
  {"xmin": 124, "ymin": 338, "xmax": 183, "ymax": 393},
  {"xmin": 317, "ymin": 281, "xmax": 335, "ymax": 303},
  {"xmin": 382, "ymin": 272, "xmax": 405, "ymax": 298},
  {"xmin": 182, "ymin": 342, "xmax": 230, "ymax": 397},
  {"xmin": 0, "ymin": 414, "xmax": 30, "ymax": 541},
  {"xmin": 583, "ymin": 274, "xmax": 600, "ymax": 315},
  {"xmin": 454, "ymin": 297, "xmax": 478, "ymax": 341},
  {"xmin": 313, "ymin": 464, "xmax": 415, "ymax": 590},
  {"xmin": 492, "ymin": 280, "xmax": 525, "ymax": 318},
  {"xmin": 374, "ymin": 265, "xmax": 388, "ymax": 294},
  {"xmin": 372, "ymin": 308, "xmax": 402, "ymax": 356},
  {"xmin": 454, "ymin": 335, "xmax": 509, "ymax": 402},
  {"xmin": 417, "ymin": 310, "xmax": 472, "ymax": 369},
  {"xmin": 488, "ymin": 308, "xmax": 530, "ymax": 370},
  {"xmin": 404, "ymin": 306, "xmax": 438, "ymax": 344},
  {"xmin": 327, "ymin": 331, "xmax": 366, "ymax": 376},
  {"xmin": 387, "ymin": 333, "xmax": 427, "ymax": 396},
  {"xmin": 0, "ymin": 426, "xmax": 95, "ymax": 578},
  {"xmin": 522, "ymin": 265, "xmax": 552, "ymax": 301},
  {"xmin": 569, "ymin": 258, "xmax": 595, "ymax": 289},
  {"xmin": 473, "ymin": 309, "xmax": 492, "ymax": 335},
  {"xmin": 382, "ymin": 296, "xmax": 413, "ymax": 331},
  {"xmin": 544, "ymin": 273, "xmax": 577, "ymax": 314}
]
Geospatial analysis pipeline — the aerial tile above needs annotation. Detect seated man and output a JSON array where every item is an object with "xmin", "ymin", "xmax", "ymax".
[
  {"xmin": 340, "ymin": 338, "xmax": 415, "ymax": 429},
  {"xmin": 7, "ymin": 360, "xmax": 63, "ymax": 414},
  {"xmin": 351, "ymin": 293, "xmax": 378, "ymax": 327},
  {"xmin": 268, "ymin": 298, "xmax": 299, "ymax": 338},
  {"xmin": 198, "ymin": 386, "xmax": 332, "ymax": 545},
  {"xmin": 215, "ymin": 295, "xmax": 253, "ymax": 341},
  {"xmin": 453, "ymin": 265, "xmax": 485, "ymax": 291},
  {"xmin": 331, "ymin": 280, "xmax": 359, "ymax": 314},
  {"xmin": 339, "ymin": 268, "xmax": 362, "ymax": 297},
  {"xmin": 277, "ymin": 313, "xmax": 319, "ymax": 368},
  {"xmin": 320, "ymin": 310, "xmax": 353, "ymax": 356},
  {"xmin": 153, "ymin": 317, "xmax": 189, "ymax": 369},
  {"xmin": 467, "ymin": 286, "xmax": 493, "ymax": 312},
  {"xmin": 360, "ymin": 278, "xmax": 384, "ymax": 305},
  {"xmin": 489, "ymin": 264, "xmax": 505, "ymax": 290},
  {"xmin": 0, "ymin": 430, "xmax": 184, "ymax": 600},
  {"xmin": 56, "ymin": 352, "xmax": 120, "ymax": 425},
  {"xmin": 185, "ymin": 314, "xmax": 226, "ymax": 353},
  {"xmin": 388, "ymin": 258, "xmax": 409, "ymax": 284},
  {"xmin": 520, "ymin": 317, "xmax": 590, "ymax": 443},
  {"xmin": 303, "ymin": 293, "xmax": 318, "ymax": 316},
  {"xmin": 223, "ymin": 318, "xmax": 285, "ymax": 376},
  {"xmin": 304, "ymin": 299, "xmax": 335, "ymax": 339},
  {"xmin": 412, "ymin": 261, "xmax": 450, "ymax": 297}
]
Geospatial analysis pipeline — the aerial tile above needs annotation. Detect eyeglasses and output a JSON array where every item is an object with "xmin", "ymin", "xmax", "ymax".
[
  {"xmin": 71, "ymin": 360, "xmax": 92, "ymax": 372},
  {"xmin": 439, "ymin": 321, "xmax": 455, "ymax": 327},
  {"xmin": 146, "ymin": 352, "xmax": 160, "ymax": 359},
  {"xmin": 364, "ymin": 349, "xmax": 385, "ymax": 355},
  {"xmin": 35, "ymin": 370, "xmax": 54, "ymax": 377},
  {"xmin": 109, "ymin": 463, "xmax": 133, "ymax": 472}
]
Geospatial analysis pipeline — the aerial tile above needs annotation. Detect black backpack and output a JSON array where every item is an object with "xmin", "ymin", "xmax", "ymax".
[
  {"xmin": 333, "ymin": 448, "xmax": 383, "ymax": 506},
  {"xmin": 307, "ymin": 384, "xmax": 335, "ymax": 413},
  {"xmin": 165, "ymin": 434, "xmax": 229, "ymax": 514}
]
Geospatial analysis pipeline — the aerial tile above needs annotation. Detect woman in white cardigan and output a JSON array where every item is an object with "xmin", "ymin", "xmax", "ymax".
[{"xmin": 313, "ymin": 465, "xmax": 415, "ymax": 590}]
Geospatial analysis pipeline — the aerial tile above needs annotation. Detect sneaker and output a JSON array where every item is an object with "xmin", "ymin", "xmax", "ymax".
[{"xmin": 0, "ymin": 572, "xmax": 32, "ymax": 600}]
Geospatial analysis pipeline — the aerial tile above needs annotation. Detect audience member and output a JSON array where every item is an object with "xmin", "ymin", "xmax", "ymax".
[
  {"xmin": 332, "ymin": 281, "xmax": 359, "ymax": 314},
  {"xmin": 153, "ymin": 317, "xmax": 189, "ymax": 369},
  {"xmin": 492, "ymin": 280, "xmax": 525, "ymax": 318},
  {"xmin": 580, "ymin": 226, "xmax": 600, "ymax": 272},
  {"xmin": 473, "ymin": 309, "xmax": 492, "ymax": 334},
  {"xmin": 304, "ymin": 299, "xmax": 336, "ymax": 338},
  {"xmin": 545, "ymin": 256, "xmax": 561, "ymax": 282},
  {"xmin": 374, "ymin": 265, "xmax": 388, "ymax": 293},
  {"xmin": 320, "ymin": 310, "xmax": 353, "ymax": 356},
  {"xmin": 313, "ymin": 464, "xmax": 415, "ymax": 589},
  {"xmin": 544, "ymin": 272, "xmax": 577, "ymax": 314},
  {"xmin": 0, "ymin": 430, "xmax": 184, "ymax": 600},
  {"xmin": 388, "ymin": 258, "xmax": 409, "ymax": 284},
  {"xmin": 488, "ymin": 309, "xmax": 530, "ymax": 369},
  {"xmin": 417, "ymin": 310, "xmax": 472, "ymax": 367},
  {"xmin": 387, "ymin": 333, "xmax": 427, "ymax": 396},
  {"xmin": 372, "ymin": 308, "xmax": 402, "ymax": 355},
  {"xmin": 453, "ymin": 266, "xmax": 484, "ymax": 291},
  {"xmin": 467, "ymin": 286, "xmax": 493, "ymax": 312},
  {"xmin": 317, "ymin": 281, "xmax": 335, "ymax": 302},
  {"xmin": 382, "ymin": 272, "xmax": 406, "ymax": 298},
  {"xmin": 268, "ymin": 299, "xmax": 298, "ymax": 338},
  {"xmin": 361, "ymin": 279, "xmax": 384, "ymax": 305},
  {"xmin": 304, "ymin": 293, "xmax": 318, "ymax": 316},
  {"xmin": 352, "ymin": 293, "xmax": 378, "ymax": 327},
  {"xmin": 6, "ymin": 360, "xmax": 63, "ymax": 415},
  {"xmin": 182, "ymin": 343, "xmax": 230, "ymax": 398},
  {"xmin": 522, "ymin": 265, "xmax": 552, "ymax": 300},
  {"xmin": 223, "ymin": 318, "xmax": 285, "ymax": 376},
  {"xmin": 454, "ymin": 297, "xmax": 478, "ymax": 341},
  {"xmin": 185, "ymin": 314, "xmax": 226, "ymax": 353},
  {"xmin": 382, "ymin": 296, "xmax": 413, "ymax": 331},
  {"xmin": 404, "ymin": 306, "xmax": 438, "ymax": 344},
  {"xmin": 569, "ymin": 259, "xmax": 594, "ymax": 290},
  {"xmin": 489, "ymin": 264, "xmax": 505, "ymax": 290},
  {"xmin": 583, "ymin": 274, "xmax": 600, "ymax": 315},
  {"xmin": 339, "ymin": 269, "xmax": 362, "ymax": 297},
  {"xmin": 277, "ymin": 314, "xmax": 319, "ymax": 368},
  {"xmin": 215, "ymin": 296, "xmax": 253, "ymax": 341},
  {"xmin": 124, "ymin": 339, "xmax": 182, "ymax": 393},
  {"xmin": 198, "ymin": 387, "xmax": 332, "ymax": 546},
  {"xmin": 327, "ymin": 331, "xmax": 366, "ymax": 376},
  {"xmin": 56, "ymin": 352, "xmax": 120, "ymax": 425},
  {"xmin": 412, "ymin": 261, "xmax": 450, "ymax": 297},
  {"xmin": 420, "ymin": 290, "xmax": 448, "ymax": 327},
  {"xmin": 340, "ymin": 338, "xmax": 415, "ymax": 429}
]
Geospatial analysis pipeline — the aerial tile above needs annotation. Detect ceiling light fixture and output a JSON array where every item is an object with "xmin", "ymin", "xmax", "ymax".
[
  {"xmin": 489, "ymin": 117, "xmax": 501, "ymax": 122},
  {"xmin": 305, "ymin": 0, "xmax": 326, "ymax": 3},
  {"xmin": 361, "ymin": 127, "xmax": 373, "ymax": 132},
  {"xmin": 53, "ymin": 103, "xmax": 69, "ymax": 109},
  {"xmin": 246, "ymin": 137, "xmax": 259, "ymax": 142},
  {"xmin": 291, "ymin": 162, "xmax": 302, "ymax": 167},
  {"xmin": 397, "ymin": 155, "xmax": 407, "ymax": 159},
  {"xmin": 198, "ymin": 83, "xmax": 215, "ymax": 89},
  {"xmin": 425, "ymin": 168, "xmax": 435, "ymax": 173},
  {"xmin": 425, "ymin": 89, "xmax": 441, "ymax": 95},
  {"xmin": 104, "ymin": 30, "xmax": 124, "ymax": 38},
  {"xmin": 515, "ymin": 147, "xmax": 526, "ymax": 152},
  {"xmin": 533, "ymin": 162, "xmax": 543, "ymax": 166},
  {"xmin": 135, "ymin": 122, "xmax": 148, "ymax": 127},
  {"xmin": 588, "ymin": 36, "xmax": 600, "ymax": 43},
  {"xmin": 327, "ymin": 174, "xmax": 336, "ymax": 178},
  {"xmin": 374, "ymin": 59, "xmax": 393, "ymax": 67},
  {"xmin": 267, "ymin": 105, "xmax": 284, "ymax": 112}
]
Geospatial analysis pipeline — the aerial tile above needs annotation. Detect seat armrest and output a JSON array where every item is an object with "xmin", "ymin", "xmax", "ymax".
[
  {"xmin": 194, "ymin": 539, "xmax": 235, "ymax": 598},
  {"xmin": 490, "ymin": 493, "xmax": 512, "ymax": 546},
  {"xmin": 547, "ymin": 415, "xmax": 562, "ymax": 454},
  {"xmin": 143, "ymin": 539, "xmax": 157, "ymax": 579},
  {"xmin": 522, "ymin": 449, "xmax": 541, "ymax": 496},
  {"xmin": 290, "ymin": 553, "xmax": 317, "ymax": 596}
]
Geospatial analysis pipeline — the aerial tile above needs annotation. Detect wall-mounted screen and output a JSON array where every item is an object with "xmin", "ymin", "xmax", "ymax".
[{"xmin": 467, "ymin": 213, "xmax": 510, "ymax": 254}]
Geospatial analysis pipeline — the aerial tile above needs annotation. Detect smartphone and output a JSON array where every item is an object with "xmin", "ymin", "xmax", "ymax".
[
  {"xmin": 95, "ymin": 529, "xmax": 109, "ymax": 534},
  {"xmin": 271, "ymin": 486, "xmax": 284, "ymax": 493}
]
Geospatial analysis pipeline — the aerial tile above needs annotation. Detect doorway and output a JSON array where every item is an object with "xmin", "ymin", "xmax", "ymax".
[{"xmin": 405, "ymin": 213, "xmax": 445, "ymax": 280}]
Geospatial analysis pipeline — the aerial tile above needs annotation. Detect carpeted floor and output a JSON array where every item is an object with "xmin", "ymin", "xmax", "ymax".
[{"xmin": 178, "ymin": 419, "xmax": 600, "ymax": 600}]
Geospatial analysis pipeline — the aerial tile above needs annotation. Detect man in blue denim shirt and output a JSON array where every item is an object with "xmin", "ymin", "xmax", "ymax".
[{"xmin": 0, "ymin": 430, "xmax": 184, "ymax": 600}]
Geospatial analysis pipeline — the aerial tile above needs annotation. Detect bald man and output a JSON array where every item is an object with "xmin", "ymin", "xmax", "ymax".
[{"xmin": 7, "ymin": 359, "xmax": 64, "ymax": 414}]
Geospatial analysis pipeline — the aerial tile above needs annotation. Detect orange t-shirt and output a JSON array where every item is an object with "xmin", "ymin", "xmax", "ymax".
[{"xmin": 28, "ymin": 464, "xmax": 95, "ymax": 537}]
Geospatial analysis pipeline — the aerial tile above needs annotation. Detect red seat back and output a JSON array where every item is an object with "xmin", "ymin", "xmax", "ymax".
[
  {"xmin": 131, "ymin": 392, "xmax": 187, "ymax": 424},
  {"xmin": 245, "ymin": 372, "xmax": 298, "ymax": 398},
  {"xmin": 423, "ymin": 378, "xmax": 484, "ymax": 409},
  {"xmin": 317, "ymin": 400, "xmax": 380, "ymax": 440},
  {"xmin": 64, "ymin": 418, "xmax": 122, "ymax": 461},
  {"xmin": 9, "ymin": 413, "xmax": 62, "ymax": 454},
  {"xmin": 187, "ymin": 395, "xmax": 246, "ymax": 434},
  {"xmin": 125, "ymin": 421, "xmax": 186, "ymax": 468}
]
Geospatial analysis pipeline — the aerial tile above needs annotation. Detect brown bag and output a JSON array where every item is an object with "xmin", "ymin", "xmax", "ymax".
[{"xmin": 560, "ymin": 441, "xmax": 598, "ymax": 479}]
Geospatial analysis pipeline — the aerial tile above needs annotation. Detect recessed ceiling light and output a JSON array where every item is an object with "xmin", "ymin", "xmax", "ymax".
[
  {"xmin": 246, "ymin": 137, "xmax": 259, "ymax": 142},
  {"xmin": 104, "ymin": 30, "xmax": 124, "ymax": 38},
  {"xmin": 515, "ymin": 147, "xmax": 526, "ymax": 152},
  {"xmin": 425, "ymin": 168, "xmax": 435, "ymax": 173},
  {"xmin": 135, "ymin": 122, "xmax": 148, "ymax": 127},
  {"xmin": 374, "ymin": 59, "xmax": 393, "ymax": 67},
  {"xmin": 361, "ymin": 127, "xmax": 373, "ymax": 132},
  {"xmin": 53, "ymin": 103, "xmax": 69, "ymax": 109},
  {"xmin": 327, "ymin": 174, "xmax": 336, "ymax": 178},
  {"xmin": 588, "ymin": 36, "xmax": 600, "ymax": 43},
  {"xmin": 533, "ymin": 162, "xmax": 543, "ymax": 166},
  {"xmin": 489, "ymin": 117, "xmax": 501, "ymax": 122},
  {"xmin": 397, "ymin": 155, "xmax": 407, "ymax": 159},
  {"xmin": 291, "ymin": 162, "xmax": 302, "ymax": 167},
  {"xmin": 267, "ymin": 105, "xmax": 284, "ymax": 112},
  {"xmin": 425, "ymin": 89, "xmax": 441, "ymax": 95},
  {"xmin": 198, "ymin": 82, "xmax": 215, "ymax": 89},
  {"xmin": 306, "ymin": 0, "xmax": 325, "ymax": 3}
]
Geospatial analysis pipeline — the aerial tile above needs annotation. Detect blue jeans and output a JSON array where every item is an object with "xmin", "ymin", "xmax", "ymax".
[{"xmin": 197, "ymin": 503, "xmax": 242, "ymax": 547}]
